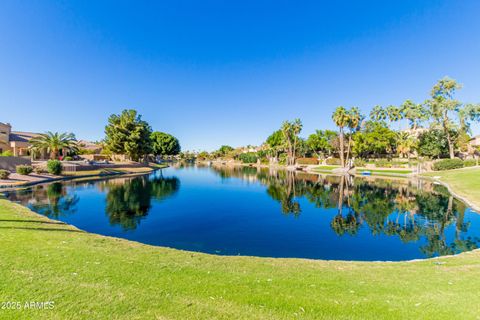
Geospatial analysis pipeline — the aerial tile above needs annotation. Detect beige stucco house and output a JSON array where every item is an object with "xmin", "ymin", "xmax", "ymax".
[
  {"xmin": 469, "ymin": 135, "xmax": 480, "ymax": 148},
  {"xmin": 0, "ymin": 122, "xmax": 40, "ymax": 157}
]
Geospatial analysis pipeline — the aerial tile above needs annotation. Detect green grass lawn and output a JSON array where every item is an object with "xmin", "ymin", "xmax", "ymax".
[
  {"xmin": 357, "ymin": 168, "xmax": 413, "ymax": 175},
  {"xmin": 312, "ymin": 165, "xmax": 340, "ymax": 171},
  {"xmin": 1, "ymin": 199, "xmax": 480, "ymax": 319},
  {"xmin": 422, "ymin": 166, "xmax": 480, "ymax": 209}
]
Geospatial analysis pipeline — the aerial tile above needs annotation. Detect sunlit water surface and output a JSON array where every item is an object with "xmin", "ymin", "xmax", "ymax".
[{"xmin": 3, "ymin": 164, "xmax": 480, "ymax": 261}]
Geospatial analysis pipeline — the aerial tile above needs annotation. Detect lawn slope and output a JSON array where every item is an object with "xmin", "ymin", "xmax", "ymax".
[
  {"xmin": 1, "ymin": 200, "xmax": 480, "ymax": 319},
  {"xmin": 422, "ymin": 167, "xmax": 480, "ymax": 210}
]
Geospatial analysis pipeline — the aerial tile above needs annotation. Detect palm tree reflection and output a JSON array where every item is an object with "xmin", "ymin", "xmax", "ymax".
[{"xmin": 209, "ymin": 165, "xmax": 479, "ymax": 257}]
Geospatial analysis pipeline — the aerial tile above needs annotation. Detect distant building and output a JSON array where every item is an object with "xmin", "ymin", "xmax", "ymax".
[
  {"xmin": 0, "ymin": 122, "xmax": 41, "ymax": 157},
  {"xmin": 469, "ymin": 135, "xmax": 480, "ymax": 148},
  {"xmin": 78, "ymin": 140, "xmax": 103, "ymax": 154}
]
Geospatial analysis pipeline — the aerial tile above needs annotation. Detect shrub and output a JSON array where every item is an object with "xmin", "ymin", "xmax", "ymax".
[
  {"xmin": 296, "ymin": 157, "xmax": 318, "ymax": 165},
  {"xmin": 16, "ymin": 165, "xmax": 33, "ymax": 175},
  {"xmin": 353, "ymin": 158, "xmax": 366, "ymax": 167},
  {"xmin": 0, "ymin": 150, "xmax": 13, "ymax": 157},
  {"xmin": 34, "ymin": 166, "xmax": 45, "ymax": 174},
  {"xmin": 325, "ymin": 158, "xmax": 341, "ymax": 165},
  {"xmin": 464, "ymin": 159, "xmax": 477, "ymax": 167},
  {"xmin": 0, "ymin": 169, "xmax": 10, "ymax": 179},
  {"xmin": 374, "ymin": 159, "xmax": 392, "ymax": 168},
  {"xmin": 47, "ymin": 160, "xmax": 63, "ymax": 175},
  {"xmin": 238, "ymin": 152, "xmax": 258, "ymax": 164},
  {"xmin": 63, "ymin": 156, "xmax": 73, "ymax": 161},
  {"xmin": 432, "ymin": 158, "xmax": 464, "ymax": 171}
]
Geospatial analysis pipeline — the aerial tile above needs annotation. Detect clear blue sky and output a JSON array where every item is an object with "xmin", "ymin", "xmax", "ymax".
[{"xmin": 1, "ymin": 0, "xmax": 479, "ymax": 151}]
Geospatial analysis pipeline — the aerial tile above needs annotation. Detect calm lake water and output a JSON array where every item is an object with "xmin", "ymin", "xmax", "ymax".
[{"xmin": 3, "ymin": 164, "xmax": 480, "ymax": 261}]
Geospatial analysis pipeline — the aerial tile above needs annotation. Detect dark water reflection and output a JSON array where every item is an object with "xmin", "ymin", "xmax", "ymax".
[{"xmin": 3, "ymin": 164, "xmax": 480, "ymax": 261}]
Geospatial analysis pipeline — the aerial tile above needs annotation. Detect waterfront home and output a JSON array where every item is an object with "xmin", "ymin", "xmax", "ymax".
[{"xmin": 0, "ymin": 122, "xmax": 46, "ymax": 158}]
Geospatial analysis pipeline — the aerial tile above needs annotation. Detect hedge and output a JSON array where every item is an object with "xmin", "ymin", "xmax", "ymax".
[
  {"xmin": 464, "ymin": 159, "xmax": 477, "ymax": 167},
  {"xmin": 16, "ymin": 165, "xmax": 33, "ymax": 175},
  {"xmin": 238, "ymin": 152, "xmax": 258, "ymax": 164},
  {"xmin": 432, "ymin": 158, "xmax": 464, "ymax": 171},
  {"xmin": 296, "ymin": 157, "xmax": 318, "ymax": 165},
  {"xmin": 325, "ymin": 158, "xmax": 341, "ymax": 165},
  {"xmin": 0, "ymin": 169, "xmax": 10, "ymax": 179}
]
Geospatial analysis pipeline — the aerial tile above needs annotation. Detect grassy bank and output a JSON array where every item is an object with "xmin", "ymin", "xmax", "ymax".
[
  {"xmin": 311, "ymin": 165, "xmax": 340, "ymax": 172},
  {"xmin": 1, "ymin": 200, "xmax": 480, "ymax": 319},
  {"xmin": 422, "ymin": 167, "xmax": 480, "ymax": 209},
  {"xmin": 356, "ymin": 168, "xmax": 413, "ymax": 176}
]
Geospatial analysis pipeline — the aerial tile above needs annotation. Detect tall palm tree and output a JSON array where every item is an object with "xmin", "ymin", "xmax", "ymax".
[
  {"xmin": 332, "ymin": 106, "xmax": 350, "ymax": 167},
  {"xmin": 345, "ymin": 107, "xmax": 363, "ymax": 166},
  {"xmin": 401, "ymin": 100, "xmax": 428, "ymax": 130},
  {"xmin": 369, "ymin": 105, "xmax": 387, "ymax": 122},
  {"xmin": 386, "ymin": 105, "xmax": 403, "ymax": 124},
  {"xmin": 281, "ymin": 119, "xmax": 303, "ymax": 166},
  {"xmin": 29, "ymin": 131, "xmax": 78, "ymax": 159}
]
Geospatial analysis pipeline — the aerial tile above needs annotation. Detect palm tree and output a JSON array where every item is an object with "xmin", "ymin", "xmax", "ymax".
[
  {"xmin": 386, "ymin": 105, "xmax": 404, "ymax": 124},
  {"xmin": 401, "ymin": 100, "xmax": 428, "ymax": 130},
  {"xmin": 332, "ymin": 106, "xmax": 350, "ymax": 167},
  {"xmin": 29, "ymin": 131, "xmax": 78, "ymax": 159},
  {"xmin": 369, "ymin": 105, "xmax": 387, "ymax": 122},
  {"xmin": 396, "ymin": 132, "xmax": 417, "ymax": 160},
  {"xmin": 345, "ymin": 107, "xmax": 363, "ymax": 166},
  {"xmin": 281, "ymin": 119, "xmax": 302, "ymax": 166}
]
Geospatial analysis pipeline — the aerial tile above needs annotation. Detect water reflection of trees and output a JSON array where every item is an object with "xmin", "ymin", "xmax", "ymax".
[
  {"xmin": 5, "ymin": 182, "xmax": 79, "ymax": 218},
  {"xmin": 99, "ymin": 175, "xmax": 180, "ymax": 230},
  {"xmin": 5, "ymin": 173, "xmax": 180, "ymax": 231},
  {"xmin": 209, "ymin": 165, "xmax": 479, "ymax": 257}
]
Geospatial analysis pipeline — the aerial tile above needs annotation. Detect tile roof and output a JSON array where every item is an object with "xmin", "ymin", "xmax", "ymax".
[{"xmin": 9, "ymin": 131, "xmax": 40, "ymax": 142}]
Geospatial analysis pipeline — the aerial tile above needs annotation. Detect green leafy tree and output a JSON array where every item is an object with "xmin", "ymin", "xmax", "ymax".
[
  {"xmin": 332, "ymin": 106, "xmax": 350, "ymax": 167},
  {"xmin": 29, "ymin": 131, "xmax": 78, "ymax": 159},
  {"xmin": 353, "ymin": 121, "xmax": 397, "ymax": 158},
  {"xmin": 197, "ymin": 151, "xmax": 211, "ymax": 160},
  {"xmin": 104, "ymin": 109, "xmax": 153, "ymax": 162},
  {"xmin": 306, "ymin": 130, "xmax": 337, "ymax": 158},
  {"xmin": 266, "ymin": 130, "xmax": 285, "ymax": 161},
  {"xmin": 459, "ymin": 103, "xmax": 480, "ymax": 132},
  {"xmin": 151, "ymin": 131, "xmax": 181, "ymax": 157},
  {"xmin": 417, "ymin": 129, "xmax": 450, "ymax": 159},
  {"xmin": 218, "ymin": 145, "xmax": 234, "ymax": 156},
  {"xmin": 427, "ymin": 77, "xmax": 462, "ymax": 159}
]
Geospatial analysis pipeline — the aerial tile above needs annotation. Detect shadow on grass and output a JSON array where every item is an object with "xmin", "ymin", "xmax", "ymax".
[
  {"xmin": 0, "ymin": 226, "xmax": 84, "ymax": 233},
  {"xmin": 0, "ymin": 219, "xmax": 66, "ymax": 225}
]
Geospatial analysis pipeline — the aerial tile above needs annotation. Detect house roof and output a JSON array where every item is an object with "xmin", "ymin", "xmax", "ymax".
[
  {"xmin": 9, "ymin": 131, "xmax": 40, "ymax": 142},
  {"xmin": 78, "ymin": 140, "xmax": 102, "ymax": 150}
]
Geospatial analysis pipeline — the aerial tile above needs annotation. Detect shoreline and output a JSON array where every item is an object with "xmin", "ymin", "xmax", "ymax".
[
  {"xmin": 0, "ymin": 164, "xmax": 167, "ymax": 191},
  {"xmin": 201, "ymin": 161, "xmax": 480, "ymax": 212}
]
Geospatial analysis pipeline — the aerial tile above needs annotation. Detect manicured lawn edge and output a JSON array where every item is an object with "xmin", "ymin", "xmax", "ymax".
[
  {"xmin": 421, "ymin": 167, "xmax": 480, "ymax": 212},
  {"xmin": 1, "ymin": 198, "xmax": 480, "ymax": 319}
]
